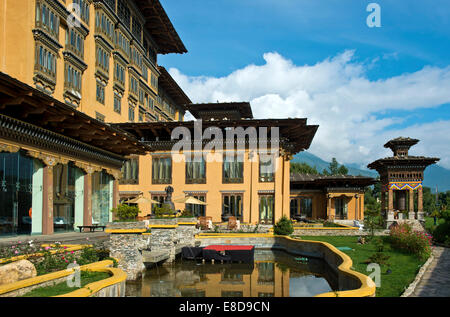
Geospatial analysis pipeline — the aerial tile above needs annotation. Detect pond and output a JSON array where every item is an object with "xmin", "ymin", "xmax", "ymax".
[{"xmin": 126, "ymin": 250, "xmax": 339, "ymax": 297}]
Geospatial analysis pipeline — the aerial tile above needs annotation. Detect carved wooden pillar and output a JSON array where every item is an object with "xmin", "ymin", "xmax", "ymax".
[
  {"xmin": 83, "ymin": 173, "xmax": 92, "ymax": 227},
  {"xmin": 113, "ymin": 179, "xmax": 119, "ymax": 210},
  {"xmin": 409, "ymin": 188, "xmax": 415, "ymax": 219},
  {"xmin": 380, "ymin": 190, "xmax": 386, "ymax": 214},
  {"xmin": 327, "ymin": 195, "xmax": 334, "ymax": 221},
  {"xmin": 417, "ymin": 186, "xmax": 424, "ymax": 220},
  {"xmin": 388, "ymin": 189, "xmax": 394, "ymax": 211},
  {"xmin": 42, "ymin": 165, "xmax": 54, "ymax": 235}
]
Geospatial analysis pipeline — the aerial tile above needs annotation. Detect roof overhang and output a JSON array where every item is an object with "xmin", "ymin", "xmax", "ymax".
[
  {"xmin": 158, "ymin": 66, "xmax": 191, "ymax": 110},
  {"xmin": 0, "ymin": 72, "xmax": 150, "ymax": 156},
  {"xmin": 186, "ymin": 102, "xmax": 254, "ymax": 120},
  {"xmin": 134, "ymin": 0, "xmax": 187, "ymax": 54},
  {"xmin": 112, "ymin": 118, "xmax": 319, "ymax": 154}
]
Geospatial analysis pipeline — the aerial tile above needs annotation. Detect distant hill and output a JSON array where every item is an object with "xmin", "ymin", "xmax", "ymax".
[{"xmin": 292, "ymin": 151, "xmax": 450, "ymax": 191}]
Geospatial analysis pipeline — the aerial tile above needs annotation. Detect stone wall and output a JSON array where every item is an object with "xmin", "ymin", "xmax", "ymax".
[{"xmin": 107, "ymin": 222, "xmax": 147, "ymax": 281}]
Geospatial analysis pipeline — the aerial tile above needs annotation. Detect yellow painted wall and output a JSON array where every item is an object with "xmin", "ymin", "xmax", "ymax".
[
  {"xmin": 121, "ymin": 150, "xmax": 291, "ymax": 224},
  {"xmin": 0, "ymin": 0, "xmax": 182, "ymax": 124}
]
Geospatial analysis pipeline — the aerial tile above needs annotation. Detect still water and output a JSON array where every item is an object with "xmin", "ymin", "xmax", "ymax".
[{"xmin": 126, "ymin": 250, "xmax": 338, "ymax": 297}]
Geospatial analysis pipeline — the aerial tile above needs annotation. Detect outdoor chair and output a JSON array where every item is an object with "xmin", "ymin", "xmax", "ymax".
[
  {"xmin": 198, "ymin": 216, "xmax": 213, "ymax": 230},
  {"xmin": 228, "ymin": 216, "xmax": 237, "ymax": 230}
]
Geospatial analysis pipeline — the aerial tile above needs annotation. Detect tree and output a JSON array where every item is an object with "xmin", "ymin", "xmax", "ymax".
[
  {"xmin": 323, "ymin": 158, "xmax": 348, "ymax": 176},
  {"xmin": 290, "ymin": 162, "xmax": 320, "ymax": 175}
]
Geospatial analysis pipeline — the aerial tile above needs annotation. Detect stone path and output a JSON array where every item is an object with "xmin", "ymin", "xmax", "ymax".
[{"xmin": 410, "ymin": 246, "xmax": 450, "ymax": 297}]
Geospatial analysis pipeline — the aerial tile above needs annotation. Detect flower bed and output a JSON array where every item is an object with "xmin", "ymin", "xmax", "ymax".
[{"xmin": 389, "ymin": 223, "xmax": 433, "ymax": 260}]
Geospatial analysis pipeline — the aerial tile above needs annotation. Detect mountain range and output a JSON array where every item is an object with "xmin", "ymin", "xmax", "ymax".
[{"xmin": 292, "ymin": 151, "xmax": 450, "ymax": 192}]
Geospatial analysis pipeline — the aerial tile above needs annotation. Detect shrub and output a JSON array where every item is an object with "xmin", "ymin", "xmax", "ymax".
[
  {"xmin": 178, "ymin": 209, "xmax": 193, "ymax": 218},
  {"xmin": 154, "ymin": 205, "xmax": 175, "ymax": 218},
  {"xmin": 389, "ymin": 223, "xmax": 432, "ymax": 260},
  {"xmin": 273, "ymin": 216, "xmax": 294, "ymax": 236},
  {"xmin": 364, "ymin": 252, "xmax": 390, "ymax": 267},
  {"xmin": 110, "ymin": 204, "xmax": 139, "ymax": 222},
  {"xmin": 432, "ymin": 221, "xmax": 450, "ymax": 244},
  {"xmin": 372, "ymin": 237, "xmax": 384, "ymax": 252}
]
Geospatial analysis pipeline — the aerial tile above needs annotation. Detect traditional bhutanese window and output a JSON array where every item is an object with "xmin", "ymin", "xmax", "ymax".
[
  {"xmin": 149, "ymin": 97, "xmax": 154, "ymax": 111},
  {"xmin": 36, "ymin": 45, "xmax": 57, "ymax": 78},
  {"xmin": 259, "ymin": 154, "xmax": 275, "ymax": 182},
  {"xmin": 142, "ymin": 65, "xmax": 148, "ymax": 81},
  {"xmin": 114, "ymin": 94, "xmax": 121, "ymax": 114},
  {"xmin": 129, "ymin": 76, "xmax": 138, "ymax": 96},
  {"xmin": 95, "ymin": 10, "xmax": 114, "ymax": 43},
  {"xmin": 65, "ymin": 28, "xmax": 84, "ymax": 59},
  {"xmin": 72, "ymin": 0, "xmax": 90, "ymax": 24},
  {"xmin": 152, "ymin": 157, "xmax": 172, "ymax": 184},
  {"xmin": 186, "ymin": 155, "xmax": 206, "ymax": 184},
  {"xmin": 115, "ymin": 30, "xmax": 130, "ymax": 57},
  {"xmin": 223, "ymin": 153, "xmax": 244, "ymax": 183},
  {"xmin": 128, "ymin": 104, "xmax": 135, "ymax": 122},
  {"xmin": 117, "ymin": 0, "xmax": 131, "ymax": 28},
  {"xmin": 150, "ymin": 73, "xmax": 158, "ymax": 90},
  {"xmin": 114, "ymin": 62, "xmax": 125, "ymax": 85},
  {"xmin": 65, "ymin": 64, "xmax": 82, "ymax": 92},
  {"xmin": 96, "ymin": 82, "xmax": 105, "ymax": 104},
  {"xmin": 138, "ymin": 111, "xmax": 144, "ymax": 122},
  {"xmin": 96, "ymin": 45, "xmax": 109, "ymax": 73},
  {"xmin": 131, "ymin": 16, "xmax": 142, "ymax": 42},
  {"xmin": 35, "ymin": 1, "xmax": 60, "ymax": 39},
  {"xmin": 120, "ymin": 157, "xmax": 139, "ymax": 185}
]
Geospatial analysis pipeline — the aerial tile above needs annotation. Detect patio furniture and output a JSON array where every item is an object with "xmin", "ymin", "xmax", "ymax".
[
  {"xmin": 228, "ymin": 216, "xmax": 237, "ymax": 230},
  {"xmin": 77, "ymin": 225, "xmax": 106, "ymax": 232},
  {"xmin": 198, "ymin": 216, "xmax": 212, "ymax": 230}
]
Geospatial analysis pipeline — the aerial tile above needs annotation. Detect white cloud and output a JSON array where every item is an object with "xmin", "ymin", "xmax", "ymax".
[{"xmin": 169, "ymin": 51, "xmax": 450, "ymax": 169}]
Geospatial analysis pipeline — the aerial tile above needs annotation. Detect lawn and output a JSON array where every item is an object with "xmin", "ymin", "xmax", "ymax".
[
  {"xmin": 21, "ymin": 271, "xmax": 111, "ymax": 297},
  {"xmin": 297, "ymin": 235, "xmax": 428, "ymax": 297},
  {"xmin": 424, "ymin": 216, "xmax": 445, "ymax": 234}
]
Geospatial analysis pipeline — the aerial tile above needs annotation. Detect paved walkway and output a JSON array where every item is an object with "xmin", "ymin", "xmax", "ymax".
[
  {"xmin": 410, "ymin": 246, "xmax": 450, "ymax": 297},
  {"xmin": 0, "ymin": 232, "xmax": 109, "ymax": 247}
]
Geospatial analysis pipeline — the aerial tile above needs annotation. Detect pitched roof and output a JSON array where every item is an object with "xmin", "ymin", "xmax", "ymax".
[
  {"xmin": 186, "ymin": 102, "xmax": 254, "ymax": 120},
  {"xmin": 134, "ymin": 0, "xmax": 187, "ymax": 54},
  {"xmin": 158, "ymin": 66, "xmax": 191, "ymax": 110}
]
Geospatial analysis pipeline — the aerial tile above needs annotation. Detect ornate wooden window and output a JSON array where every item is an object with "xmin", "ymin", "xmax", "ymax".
[
  {"xmin": 259, "ymin": 154, "xmax": 275, "ymax": 182},
  {"xmin": 131, "ymin": 16, "xmax": 142, "ymax": 42},
  {"xmin": 96, "ymin": 82, "xmax": 105, "ymax": 104},
  {"xmin": 65, "ymin": 28, "xmax": 84, "ymax": 59},
  {"xmin": 186, "ymin": 156, "xmax": 206, "ymax": 184},
  {"xmin": 152, "ymin": 156, "xmax": 172, "ymax": 185},
  {"xmin": 120, "ymin": 156, "xmax": 139, "ymax": 185},
  {"xmin": 114, "ymin": 93, "xmax": 122, "ymax": 114},
  {"xmin": 128, "ymin": 104, "xmax": 135, "ymax": 122},
  {"xmin": 117, "ymin": 0, "xmax": 130, "ymax": 28},
  {"xmin": 73, "ymin": 0, "xmax": 90, "ymax": 24},
  {"xmin": 223, "ymin": 153, "xmax": 244, "ymax": 183},
  {"xmin": 35, "ymin": 1, "xmax": 59, "ymax": 39},
  {"xmin": 95, "ymin": 10, "xmax": 114, "ymax": 43}
]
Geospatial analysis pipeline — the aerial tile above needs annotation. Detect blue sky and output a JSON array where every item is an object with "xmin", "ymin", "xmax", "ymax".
[{"xmin": 158, "ymin": 0, "xmax": 450, "ymax": 169}]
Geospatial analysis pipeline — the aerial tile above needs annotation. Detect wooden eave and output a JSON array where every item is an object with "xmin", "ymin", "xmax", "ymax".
[
  {"xmin": 158, "ymin": 66, "xmax": 191, "ymax": 110},
  {"xmin": 133, "ymin": 0, "xmax": 187, "ymax": 54},
  {"xmin": 0, "ymin": 72, "xmax": 150, "ymax": 156}
]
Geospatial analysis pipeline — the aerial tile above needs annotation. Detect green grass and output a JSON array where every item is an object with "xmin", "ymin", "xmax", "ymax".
[
  {"xmin": 424, "ymin": 216, "xmax": 445, "ymax": 234},
  {"xmin": 297, "ymin": 236, "xmax": 427, "ymax": 297},
  {"xmin": 21, "ymin": 271, "xmax": 110, "ymax": 297}
]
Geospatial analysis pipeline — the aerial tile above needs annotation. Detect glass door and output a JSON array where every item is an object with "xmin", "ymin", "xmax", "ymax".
[
  {"xmin": 259, "ymin": 195, "xmax": 274, "ymax": 224},
  {"xmin": 53, "ymin": 163, "xmax": 76, "ymax": 232}
]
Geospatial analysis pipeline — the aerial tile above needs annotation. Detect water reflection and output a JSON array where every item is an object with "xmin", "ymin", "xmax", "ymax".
[{"xmin": 127, "ymin": 250, "xmax": 338, "ymax": 297}]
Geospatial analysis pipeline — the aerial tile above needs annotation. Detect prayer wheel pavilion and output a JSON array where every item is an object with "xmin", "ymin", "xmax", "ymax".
[{"xmin": 368, "ymin": 137, "xmax": 440, "ymax": 228}]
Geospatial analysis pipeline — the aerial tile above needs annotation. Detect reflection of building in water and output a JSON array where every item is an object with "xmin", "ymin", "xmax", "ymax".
[{"xmin": 137, "ymin": 251, "xmax": 336, "ymax": 297}]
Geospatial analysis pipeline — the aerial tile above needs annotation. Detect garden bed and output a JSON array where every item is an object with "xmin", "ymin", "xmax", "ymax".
[
  {"xmin": 297, "ymin": 236, "xmax": 428, "ymax": 297},
  {"xmin": 21, "ymin": 271, "xmax": 111, "ymax": 297}
]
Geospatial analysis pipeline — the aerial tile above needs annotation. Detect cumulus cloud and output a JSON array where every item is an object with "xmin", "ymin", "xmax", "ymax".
[{"xmin": 169, "ymin": 51, "xmax": 450, "ymax": 169}]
